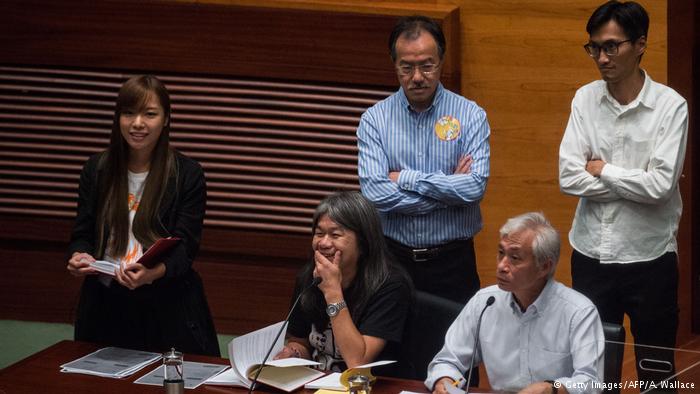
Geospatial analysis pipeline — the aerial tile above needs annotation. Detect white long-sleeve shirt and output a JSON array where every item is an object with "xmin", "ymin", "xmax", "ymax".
[
  {"xmin": 425, "ymin": 280, "xmax": 605, "ymax": 394},
  {"xmin": 559, "ymin": 71, "xmax": 688, "ymax": 263}
]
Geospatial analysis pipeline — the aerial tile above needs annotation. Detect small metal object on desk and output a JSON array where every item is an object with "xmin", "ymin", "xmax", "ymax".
[{"xmin": 348, "ymin": 374, "xmax": 371, "ymax": 394}]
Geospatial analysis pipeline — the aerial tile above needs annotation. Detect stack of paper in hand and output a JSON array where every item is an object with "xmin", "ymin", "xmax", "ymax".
[
  {"xmin": 90, "ymin": 260, "xmax": 119, "ymax": 276},
  {"xmin": 90, "ymin": 237, "xmax": 181, "ymax": 276},
  {"xmin": 60, "ymin": 347, "xmax": 161, "ymax": 378}
]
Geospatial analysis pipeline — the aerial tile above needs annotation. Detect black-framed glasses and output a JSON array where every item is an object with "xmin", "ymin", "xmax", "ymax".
[
  {"xmin": 583, "ymin": 39, "xmax": 633, "ymax": 58},
  {"xmin": 396, "ymin": 63, "xmax": 441, "ymax": 77}
]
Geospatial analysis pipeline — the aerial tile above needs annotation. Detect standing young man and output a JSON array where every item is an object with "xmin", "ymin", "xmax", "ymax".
[
  {"xmin": 357, "ymin": 15, "xmax": 490, "ymax": 304},
  {"xmin": 559, "ymin": 1, "xmax": 688, "ymax": 388}
]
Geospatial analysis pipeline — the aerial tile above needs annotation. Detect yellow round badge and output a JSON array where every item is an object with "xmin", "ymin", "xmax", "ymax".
[{"xmin": 434, "ymin": 115, "xmax": 461, "ymax": 141}]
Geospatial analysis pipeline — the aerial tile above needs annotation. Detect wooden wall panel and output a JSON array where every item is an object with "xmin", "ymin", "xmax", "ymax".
[
  {"xmin": 668, "ymin": 0, "xmax": 697, "ymax": 335},
  {"xmin": 0, "ymin": 66, "xmax": 389, "ymax": 234},
  {"xmin": 451, "ymin": 0, "xmax": 695, "ymax": 345},
  {"xmin": 0, "ymin": 0, "xmax": 460, "ymax": 90},
  {"xmin": 0, "ymin": 0, "xmax": 460, "ymax": 334},
  {"xmin": 0, "ymin": 216, "xmax": 310, "ymax": 334},
  {"xmin": 452, "ymin": 0, "xmax": 668, "ymax": 285},
  {"xmin": 1, "ymin": 0, "xmax": 691, "ymax": 345}
]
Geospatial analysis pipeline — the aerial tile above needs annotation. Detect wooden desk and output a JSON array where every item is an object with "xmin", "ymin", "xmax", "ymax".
[{"xmin": 0, "ymin": 340, "xmax": 435, "ymax": 394}]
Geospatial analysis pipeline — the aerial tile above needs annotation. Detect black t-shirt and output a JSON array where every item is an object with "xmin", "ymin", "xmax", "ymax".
[{"xmin": 287, "ymin": 271, "xmax": 411, "ymax": 372}]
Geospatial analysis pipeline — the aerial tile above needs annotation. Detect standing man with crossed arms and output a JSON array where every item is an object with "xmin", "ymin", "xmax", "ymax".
[
  {"xmin": 559, "ymin": 1, "xmax": 688, "ymax": 388},
  {"xmin": 357, "ymin": 15, "xmax": 490, "ymax": 304}
]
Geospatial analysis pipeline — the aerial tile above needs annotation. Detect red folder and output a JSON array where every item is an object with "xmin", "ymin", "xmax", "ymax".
[{"xmin": 137, "ymin": 237, "xmax": 181, "ymax": 268}]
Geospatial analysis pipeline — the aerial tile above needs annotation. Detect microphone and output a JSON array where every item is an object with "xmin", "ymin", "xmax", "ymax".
[
  {"xmin": 464, "ymin": 296, "xmax": 495, "ymax": 393},
  {"xmin": 247, "ymin": 276, "xmax": 322, "ymax": 393}
]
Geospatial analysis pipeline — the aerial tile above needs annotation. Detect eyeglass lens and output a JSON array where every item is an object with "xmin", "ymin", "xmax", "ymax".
[
  {"xmin": 584, "ymin": 40, "xmax": 631, "ymax": 57},
  {"xmin": 397, "ymin": 64, "xmax": 439, "ymax": 76}
]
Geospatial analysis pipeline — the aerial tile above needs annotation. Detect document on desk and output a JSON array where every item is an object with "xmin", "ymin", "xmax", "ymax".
[
  {"xmin": 304, "ymin": 360, "xmax": 397, "ymax": 391},
  {"xmin": 398, "ymin": 385, "xmax": 498, "ymax": 394},
  {"xmin": 60, "ymin": 347, "xmax": 161, "ymax": 378},
  {"xmin": 410, "ymin": 383, "xmax": 495, "ymax": 394},
  {"xmin": 304, "ymin": 372, "xmax": 344, "ymax": 390},
  {"xmin": 203, "ymin": 321, "xmax": 324, "ymax": 392},
  {"xmin": 134, "ymin": 361, "xmax": 228, "ymax": 389},
  {"xmin": 205, "ymin": 367, "xmax": 246, "ymax": 385},
  {"xmin": 445, "ymin": 382, "xmax": 466, "ymax": 394}
]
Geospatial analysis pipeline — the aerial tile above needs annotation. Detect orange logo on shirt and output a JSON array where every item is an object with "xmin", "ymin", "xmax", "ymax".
[
  {"xmin": 434, "ymin": 115, "xmax": 461, "ymax": 141},
  {"xmin": 123, "ymin": 243, "xmax": 141, "ymax": 265},
  {"xmin": 128, "ymin": 193, "xmax": 140, "ymax": 211}
]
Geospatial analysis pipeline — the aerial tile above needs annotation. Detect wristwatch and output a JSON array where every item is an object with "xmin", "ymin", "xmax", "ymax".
[{"xmin": 326, "ymin": 300, "xmax": 347, "ymax": 317}]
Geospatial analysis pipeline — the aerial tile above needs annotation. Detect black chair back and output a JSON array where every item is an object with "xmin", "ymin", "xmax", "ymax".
[
  {"xmin": 602, "ymin": 322, "xmax": 626, "ymax": 394},
  {"xmin": 400, "ymin": 291, "xmax": 464, "ymax": 380}
]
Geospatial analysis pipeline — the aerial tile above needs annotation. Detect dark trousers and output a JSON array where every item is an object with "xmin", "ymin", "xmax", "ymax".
[
  {"xmin": 386, "ymin": 237, "xmax": 480, "ymax": 304},
  {"xmin": 571, "ymin": 250, "xmax": 679, "ymax": 391}
]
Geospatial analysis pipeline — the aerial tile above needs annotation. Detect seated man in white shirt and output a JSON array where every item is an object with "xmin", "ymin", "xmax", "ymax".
[{"xmin": 426, "ymin": 212, "xmax": 604, "ymax": 394}]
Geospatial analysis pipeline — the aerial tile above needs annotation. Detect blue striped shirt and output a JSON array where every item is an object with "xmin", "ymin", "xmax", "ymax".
[{"xmin": 357, "ymin": 83, "xmax": 490, "ymax": 248}]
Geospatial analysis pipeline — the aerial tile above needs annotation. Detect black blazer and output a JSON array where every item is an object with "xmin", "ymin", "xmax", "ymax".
[
  {"xmin": 67, "ymin": 150, "xmax": 219, "ymax": 356},
  {"xmin": 68, "ymin": 150, "xmax": 206, "ymax": 280}
]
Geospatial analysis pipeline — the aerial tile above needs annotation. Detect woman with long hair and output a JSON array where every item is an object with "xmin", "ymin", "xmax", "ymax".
[
  {"xmin": 66, "ymin": 75, "xmax": 219, "ymax": 356},
  {"xmin": 274, "ymin": 191, "xmax": 412, "ymax": 372}
]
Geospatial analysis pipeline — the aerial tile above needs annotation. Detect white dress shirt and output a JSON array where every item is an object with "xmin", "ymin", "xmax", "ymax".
[
  {"xmin": 425, "ymin": 280, "xmax": 604, "ymax": 394},
  {"xmin": 559, "ymin": 71, "xmax": 688, "ymax": 263}
]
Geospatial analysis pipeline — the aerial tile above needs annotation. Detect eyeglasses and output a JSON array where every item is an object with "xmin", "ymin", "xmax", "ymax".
[
  {"xmin": 583, "ymin": 39, "xmax": 633, "ymax": 58},
  {"xmin": 396, "ymin": 63, "xmax": 440, "ymax": 76}
]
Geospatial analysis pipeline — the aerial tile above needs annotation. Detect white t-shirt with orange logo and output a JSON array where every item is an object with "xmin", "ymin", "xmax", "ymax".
[{"xmin": 99, "ymin": 171, "xmax": 148, "ymax": 285}]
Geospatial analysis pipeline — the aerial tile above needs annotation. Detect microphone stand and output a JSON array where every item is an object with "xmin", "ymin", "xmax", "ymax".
[
  {"xmin": 247, "ymin": 277, "xmax": 322, "ymax": 394},
  {"xmin": 464, "ymin": 296, "xmax": 495, "ymax": 394}
]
